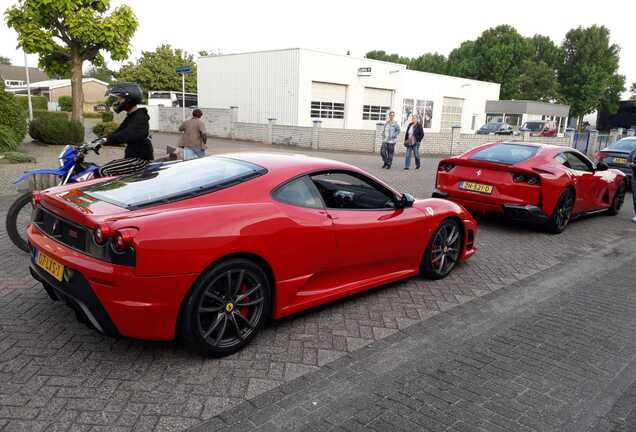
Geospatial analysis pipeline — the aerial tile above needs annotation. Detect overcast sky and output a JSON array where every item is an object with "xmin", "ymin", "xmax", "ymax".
[{"xmin": 1, "ymin": 0, "xmax": 634, "ymax": 96}]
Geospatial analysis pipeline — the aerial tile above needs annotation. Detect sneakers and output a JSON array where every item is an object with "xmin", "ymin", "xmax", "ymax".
[{"xmin": 632, "ymin": 216, "xmax": 636, "ymax": 222}]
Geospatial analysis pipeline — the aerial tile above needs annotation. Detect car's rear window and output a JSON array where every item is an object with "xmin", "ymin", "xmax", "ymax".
[
  {"xmin": 469, "ymin": 143, "xmax": 539, "ymax": 165},
  {"xmin": 606, "ymin": 139, "xmax": 636, "ymax": 152},
  {"xmin": 522, "ymin": 122, "xmax": 544, "ymax": 131},
  {"xmin": 81, "ymin": 157, "xmax": 266, "ymax": 208}
]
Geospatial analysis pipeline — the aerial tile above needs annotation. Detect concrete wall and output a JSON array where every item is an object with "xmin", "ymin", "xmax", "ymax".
[{"xmin": 157, "ymin": 107, "xmax": 233, "ymax": 138}]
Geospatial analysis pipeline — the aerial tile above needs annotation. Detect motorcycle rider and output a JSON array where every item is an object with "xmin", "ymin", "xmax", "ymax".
[{"xmin": 97, "ymin": 82, "xmax": 154, "ymax": 176}]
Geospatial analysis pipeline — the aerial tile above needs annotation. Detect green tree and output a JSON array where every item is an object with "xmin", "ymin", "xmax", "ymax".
[
  {"xmin": 85, "ymin": 63, "xmax": 114, "ymax": 84},
  {"xmin": 528, "ymin": 34, "xmax": 562, "ymax": 68},
  {"xmin": 5, "ymin": 0, "xmax": 138, "ymax": 122},
  {"xmin": 630, "ymin": 82, "xmax": 636, "ymax": 100},
  {"xmin": 410, "ymin": 53, "xmax": 448, "ymax": 74},
  {"xmin": 365, "ymin": 50, "xmax": 410, "ymax": 65},
  {"xmin": 0, "ymin": 55, "xmax": 11, "ymax": 65},
  {"xmin": 116, "ymin": 44, "xmax": 197, "ymax": 93},
  {"xmin": 446, "ymin": 41, "xmax": 478, "ymax": 79},
  {"xmin": 598, "ymin": 73, "xmax": 626, "ymax": 114},
  {"xmin": 511, "ymin": 61, "xmax": 560, "ymax": 101},
  {"xmin": 558, "ymin": 25, "xmax": 623, "ymax": 126}
]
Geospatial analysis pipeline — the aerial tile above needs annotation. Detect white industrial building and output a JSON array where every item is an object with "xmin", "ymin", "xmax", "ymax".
[{"xmin": 197, "ymin": 48, "xmax": 501, "ymax": 133}]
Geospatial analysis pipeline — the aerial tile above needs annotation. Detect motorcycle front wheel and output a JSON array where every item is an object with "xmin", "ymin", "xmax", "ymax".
[{"xmin": 6, "ymin": 192, "xmax": 33, "ymax": 253}]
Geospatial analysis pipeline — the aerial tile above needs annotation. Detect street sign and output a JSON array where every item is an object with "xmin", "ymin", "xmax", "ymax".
[{"xmin": 176, "ymin": 66, "xmax": 193, "ymax": 74}]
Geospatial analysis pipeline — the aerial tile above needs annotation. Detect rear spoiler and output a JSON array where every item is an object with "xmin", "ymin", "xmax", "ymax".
[{"xmin": 438, "ymin": 158, "xmax": 552, "ymax": 176}]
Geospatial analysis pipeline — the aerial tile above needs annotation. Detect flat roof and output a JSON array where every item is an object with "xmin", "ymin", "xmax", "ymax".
[{"xmin": 486, "ymin": 100, "xmax": 570, "ymax": 116}]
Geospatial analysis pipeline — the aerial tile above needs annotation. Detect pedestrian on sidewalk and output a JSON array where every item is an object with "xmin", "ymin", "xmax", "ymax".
[
  {"xmin": 630, "ymin": 145, "xmax": 636, "ymax": 222},
  {"xmin": 380, "ymin": 111, "xmax": 400, "ymax": 169},
  {"xmin": 179, "ymin": 109, "xmax": 208, "ymax": 160},
  {"xmin": 404, "ymin": 115, "xmax": 424, "ymax": 170}
]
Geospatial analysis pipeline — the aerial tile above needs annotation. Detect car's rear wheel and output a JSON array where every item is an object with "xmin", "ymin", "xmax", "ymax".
[
  {"xmin": 421, "ymin": 218, "xmax": 463, "ymax": 280},
  {"xmin": 545, "ymin": 188, "xmax": 574, "ymax": 234},
  {"xmin": 607, "ymin": 182, "xmax": 626, "ymax": 216},
  {"xmin": 180, "ymin": 258, "xmax": 271, "ymax": 357}
]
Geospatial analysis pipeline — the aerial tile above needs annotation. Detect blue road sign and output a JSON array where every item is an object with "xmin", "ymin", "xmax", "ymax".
[{"xmin": 176, "ymin": 66, "xmax": 193, "ymax": 74}]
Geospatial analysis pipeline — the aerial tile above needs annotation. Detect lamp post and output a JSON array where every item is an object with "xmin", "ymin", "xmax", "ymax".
[{"xmin": 23, "ymin": 52, "xmax": 33, "ymax": 121}]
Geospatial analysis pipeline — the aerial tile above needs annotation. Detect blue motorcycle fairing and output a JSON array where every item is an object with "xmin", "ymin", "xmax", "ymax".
[
  {"xmin": 70, "ymin": 164, "xmax": 100, "ymax": 182},
  {"xmin": 14, "ymin": 168, "xmax": 66, "ymax": 185}
]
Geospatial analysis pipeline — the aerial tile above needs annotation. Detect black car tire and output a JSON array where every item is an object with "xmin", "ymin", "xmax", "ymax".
[
  {"xmin": 6, "ymin": 191, "xmax": 32, "ymax": 253},
  {"xmin": 545, "ymin": 188, "xmax": 574, "ymax": 234},
  {"xmin": 179, "ymin": 258, "xmax": 271, "ymax": 357},
  {"xmin": 421, "ymin": 218, "xmax": 463, "ymax": 280},
  {"xmin": 607, "ymin": 182, "xmax": 626, "ymax": 216}
]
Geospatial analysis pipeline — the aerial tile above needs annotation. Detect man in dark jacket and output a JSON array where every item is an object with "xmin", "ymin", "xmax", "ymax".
[
  {"xmin": 404, "ymin": 115, "xmax": 424, "ymax": 170},
  {"xmin": 98, "ymin": 83, "xmax": 154, "ymax": 176}
]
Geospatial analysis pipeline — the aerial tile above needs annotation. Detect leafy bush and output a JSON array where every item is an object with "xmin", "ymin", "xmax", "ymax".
[
  {"xmin": 83, "ymin": 112, "xmax": 102, "ymax": 119},
  {"xmin": 0, "ymin": 125, "xmax": 18, "ymax": 152},
  {"xmin": 29, "ymin": 116, "xmax": 84, "ymax": 145},
  {"xmin": 101, "ymin": 111, "xmax": 114, "ymax": 122},
  {"xmin": 58, "ymin": 95, "xmax": 72, "ymax": 112},
  {"xmin": 1, "ymin": 151, "xmax": 36, "ymax": 164},
  {"xmin": 92, "ymin": 121, "xmax": 119, "ymax": 138},
  {"xmin": 0, "ymin": 84, "xmax": 27, "ymax": 144},
  {"xmin": 15, "ymin": 95, "xmax": 48, "ymax": 111},
  {"xmin": 33, "ymin": 110, "xmax": 70, "ymax": 121}
]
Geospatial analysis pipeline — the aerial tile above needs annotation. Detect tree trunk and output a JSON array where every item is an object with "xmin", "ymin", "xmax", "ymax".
[{"xmin": 70, "ymin": 51, "xmax": 84, "ymax": 123}]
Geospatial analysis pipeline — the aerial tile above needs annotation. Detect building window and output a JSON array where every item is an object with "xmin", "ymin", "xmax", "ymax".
[
  {"xmin": 416, "ymin": 100, "xmax": 434, "ymax": 128},
  {"xmin": 504, "ymin": 114, "xmax": 522, "ymax": 128},
  {"xmin": 402, "ymin": 99, "xmax": 414, "ymax": 127},
  {"xmin": 362, "ymin": 105, "xmax": 390, "ymax": 121},
  {"xmin": 486, "ymin": 113, "xmax": 504, "ymax": 123},
  {"xmin": 5, "ymin": 80, "xmax": 25, "ymax": 87},
  {"xmin": 471, "ymin": 115, "xmax": 478, "ymax": 130},
  {"xmin": 311, "ymin": 101, "xmax": 345, "ymax": 119}
]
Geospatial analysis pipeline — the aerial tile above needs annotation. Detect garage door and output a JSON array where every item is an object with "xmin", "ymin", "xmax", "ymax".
[
  {"xmin": 311, "ymin": 82, "xmax": 346, "ymax": 128},
  {"xmin": 441, "ymin": 97, "xmax": 464, "ymax": 131},
  {"xmin": 362, "ymin": 88, "xmax": 392, "ymax": 122}
]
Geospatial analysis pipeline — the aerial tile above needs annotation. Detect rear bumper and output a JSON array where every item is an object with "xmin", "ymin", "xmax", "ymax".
[{"xmin": 27, "ymin": 225, "xmax": 198, "ymax": 341}]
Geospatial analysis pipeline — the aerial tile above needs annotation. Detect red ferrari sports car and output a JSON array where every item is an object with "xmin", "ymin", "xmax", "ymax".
[
  {"xmin": 27, "ymin": 153, "xmax": 477, "ymax": 357},
  {"xmin": 433, "ymin": 142, "xmax": 627, "ymax": 234}
]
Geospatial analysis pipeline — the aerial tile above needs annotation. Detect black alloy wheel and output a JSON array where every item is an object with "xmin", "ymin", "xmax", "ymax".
[
  {"xmin": 421, "ymin": 218, "xmax": 463, "ymax": 280},
  {"xmin": 6, "ymin": 191, "xmax": 33, "ymax": 253},
  {"xmin": 546, "ymin": 188, "xmax": 574, "ymax": 234},
  {"xmin": 607, "ymin": 182, "xmax": 626, "ymax": 216},
  {"xmin": 180, "ymin": 258, "xmax": 271, "ymax": 357}
]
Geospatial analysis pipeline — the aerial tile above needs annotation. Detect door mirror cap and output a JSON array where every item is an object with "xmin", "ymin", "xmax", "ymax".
[
  {"xmin": 398, "ymin": 193, "xmax": 415, "ymax": 208},
  {"xmin": 595, "ymin": 161, "xmax": 609, "ymax": 171}
]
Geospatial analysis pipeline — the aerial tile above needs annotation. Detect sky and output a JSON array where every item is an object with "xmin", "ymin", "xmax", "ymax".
[{"xmin": 0, "ymin": 0, "xmax": 634, "ymax": 97}]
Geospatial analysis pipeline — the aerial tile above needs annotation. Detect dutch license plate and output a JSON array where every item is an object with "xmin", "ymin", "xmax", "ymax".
[
  {"xmin": 613, "ymin": 157, "xmax": 627, "ymax": 165},
  {"xmin": 460, "ymin": 181, "xmax": 493, "ymax": 194},
  {"xmin": 36, "ymin": 251, "xmax": 64, "ymax": 282}
]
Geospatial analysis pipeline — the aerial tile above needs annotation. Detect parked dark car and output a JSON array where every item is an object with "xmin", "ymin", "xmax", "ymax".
[
  {"xmin": 519, "ymin": 120, "xmax": 557, "ymax": 137},
  {"xmin": 595, "ymin": 137, "xmax": 636, "ymax": 185},
  {"xmin": 476, "ymin": 122, "xmax": 513, "ymax": 135}
]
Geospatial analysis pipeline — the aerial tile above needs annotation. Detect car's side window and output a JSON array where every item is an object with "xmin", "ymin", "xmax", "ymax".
[
  {"xmin": 565, "ymin": 152, "xmax": 593, "ymax": 172},
  {"xmin": 554, "ymin": 153, "xmax": 569, "ymax": 167},
  {"xmin": 310, "ymin": 171, "xmax": 396, "ymax": 210},
  {"xmin": 272, "ymin": 176, "xmax": 324, "ymax": 209}
]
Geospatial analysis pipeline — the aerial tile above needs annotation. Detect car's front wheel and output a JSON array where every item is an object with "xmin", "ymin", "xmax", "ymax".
[
  {"xmin": 180, "ymin": 258, "xmax": 271, "ymax": 357},
  {"xmin": 545, "ymin": 188, "xmax": 574, "ymax": 234},
  {"xmin": 421, "ymin": 218, "xmax": 463, "ymax": 280},
  {"xmin": 607, "ymin": 182, "xmax": 626, "ymax": 216}
]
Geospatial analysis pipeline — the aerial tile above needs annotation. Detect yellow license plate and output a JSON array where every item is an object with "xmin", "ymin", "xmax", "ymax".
[
  {"xmin": 460, "ymin": 181, "xmax": 493, "ymax": 194},
  {"xmin": 613, "ymin": 157, "xmax": 627, "ymax": 165},
  {"xmin": 36, "ymin": 251, "xmax": 64, "ymax": 282}
]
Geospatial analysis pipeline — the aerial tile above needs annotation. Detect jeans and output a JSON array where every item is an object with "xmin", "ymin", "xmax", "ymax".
[
  {"xmin": 632, "ymin": 174, "xmax": 636, "ymax": 214},
  {"xmin": 405, "ymin": 143, "xmax": 421, "ymax": 169},
  {"xmin": 381, "ymin": 142, "xmax": 396, "ymax": 167},
  {"xmin": 184, "ymin": 147, "xmax": 206, "ymax": 160}
]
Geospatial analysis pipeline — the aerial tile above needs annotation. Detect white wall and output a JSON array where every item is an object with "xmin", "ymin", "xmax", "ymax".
[{"xmin": 197, "ymin": 49, "xmax": 300, "ymax": 125}]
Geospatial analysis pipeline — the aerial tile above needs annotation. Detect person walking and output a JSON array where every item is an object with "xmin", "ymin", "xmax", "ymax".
[
  {"xmin": 630, "ymin": 145, "xmax": 636, "ymax": 222},
  {"xmin": 404, "ymin": 115, "xmax": 424, "ymax": 170},
  {"xmin": 179, "ymin": 109, "xmax": 208, "ymax": 160},
  {"xmin": 381, "ymin": 111, "xmax": 400, "ymax": 169}
]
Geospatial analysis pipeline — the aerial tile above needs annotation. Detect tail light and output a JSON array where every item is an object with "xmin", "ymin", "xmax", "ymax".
[
  {"xmin": 112, "ymin": 228, "xmax": 137, "ymax": 252},
  {"xmin": 439, "ymin": 163, "xmax": 455, "ymax": 172},
  {"xmin": 595, "ymin": 152, "xmax": 607, "ymax": 161},
  {"xmin": 512, "ymin": 173, "xmax": 540, "ymax": 185},
  {"xmin": 93, "ymin": 223, "xmax": 112, "ymax": 245},
  {"xmin": 31, "ymin": 191, "xmax": 43, "ymax": 208}
]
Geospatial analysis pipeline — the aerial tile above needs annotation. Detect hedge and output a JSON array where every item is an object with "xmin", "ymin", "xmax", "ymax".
[
  {"xmin": 33, "ymin": 110, "xmax": 70, "ymax": 121},
  {"xmin": 101, "ymin": 111, "xmax": 114, "ymax": 122},
  {"xmin": 1, "ymin": 151, "xmax": 36, "ymax": 164},
  {"xmin": 58, "ymin": 95, "xmax": 72, "ymax": 112},
  {"xmin": 0, "ymin": 125, "xmax": 18, "ymax": 152},
  {"xmin": 83, "ymin": 112, "xmax": 102, "ymax": 119},
  {"xmin": 15, "ymin": 95, "xmax": 48, "ymax": 111},
  {"xmin": 29, "ymin": 116, "xmax": 84, "ymax": 145},
  {"xmin": 92, "ymin": 121, "xmax": 119, "ymax": 138},
  {"xmin": 0, "ymin": 86, "xmax": 27, "ymax": 145}
]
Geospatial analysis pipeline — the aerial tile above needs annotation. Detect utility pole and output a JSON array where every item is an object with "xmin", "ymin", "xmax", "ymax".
[{"xmin": 23, "ymin": 52, "xmax": 33, "ymax": 121}]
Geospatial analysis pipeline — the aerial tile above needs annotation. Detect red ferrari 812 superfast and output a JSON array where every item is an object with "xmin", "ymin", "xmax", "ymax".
[
  {"xmin": 28, "ymin": 153, "xmax": 476, "ymax": 356},
  {"xmin": 433, "ymin": 142, "xmax": 627, "ymax": 234}
]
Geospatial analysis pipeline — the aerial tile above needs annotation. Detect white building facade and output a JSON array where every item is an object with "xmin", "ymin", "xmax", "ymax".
[{"xmin": 197, "ymin": 48, "xmax": 500, "ymax": 133}]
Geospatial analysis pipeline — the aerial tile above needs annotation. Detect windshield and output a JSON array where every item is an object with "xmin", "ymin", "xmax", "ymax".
[
  {"xmin": 481, "ymin": 123, "xmax": 501, "ymax": 131},
  {"xmin": 469, "ymin": 143, "xmax": 539, "ymax": 165},
  {"xmin": 81, "ymin": 157, "xmax": 266, "ymax": 208},
  {"xmin": 605, "ymin": 139, "xmax": 636, "ymax": 152},
  {"xmin": 521, "ymin": 122, "xmax": 545, "ymax": 131},
  {"xmin": 150, "ymin": 92, "xmax": 171, "ymax": 99}
]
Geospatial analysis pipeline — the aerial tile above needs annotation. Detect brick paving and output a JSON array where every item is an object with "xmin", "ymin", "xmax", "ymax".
[{"xmin": 1, "ymin": 135, "xmax": 636, "ymax": 431}]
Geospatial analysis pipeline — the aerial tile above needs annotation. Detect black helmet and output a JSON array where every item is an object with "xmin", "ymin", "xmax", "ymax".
[{"xmin": 108, "ymin": 82, "xmax": 143, "ymax": 113}]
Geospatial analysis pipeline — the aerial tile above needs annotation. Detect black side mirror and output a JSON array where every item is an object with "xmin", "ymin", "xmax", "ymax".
[
  {"xmin": 596, "ymin": 161, "xmax": 609, "ymax": 171},
  {"xmin": 398, "ymin": 193, "xmax": 415, "ymax": 208}
]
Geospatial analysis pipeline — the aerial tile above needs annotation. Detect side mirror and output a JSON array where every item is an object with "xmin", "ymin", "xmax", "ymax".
[
  {"xmin": 596, "ymin": 161, "xmax": 609, "ymax": 171},
  {"xmin": 398, "ymin": 193, "xmax": 415, "ymax": 208}
]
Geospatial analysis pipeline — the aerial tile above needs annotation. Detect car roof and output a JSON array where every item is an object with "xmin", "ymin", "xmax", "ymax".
[
  {"xmin": 219, "ymin": 152, "xmax": 361, "ymax": 176},
  {"xmin": 462, "ymin": 141, "xmax": 579, "ymax": 161}
]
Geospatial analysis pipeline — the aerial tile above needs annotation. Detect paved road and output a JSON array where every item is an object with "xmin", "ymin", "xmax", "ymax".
[{"xmin": 1, "ymin": 136, "xmax": 635, "ymax": 432}]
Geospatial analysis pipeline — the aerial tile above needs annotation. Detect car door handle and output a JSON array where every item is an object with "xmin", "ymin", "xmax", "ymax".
[{"xmin": 319, "ymin": 210, "xmax": 337, "ymax": 220}]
